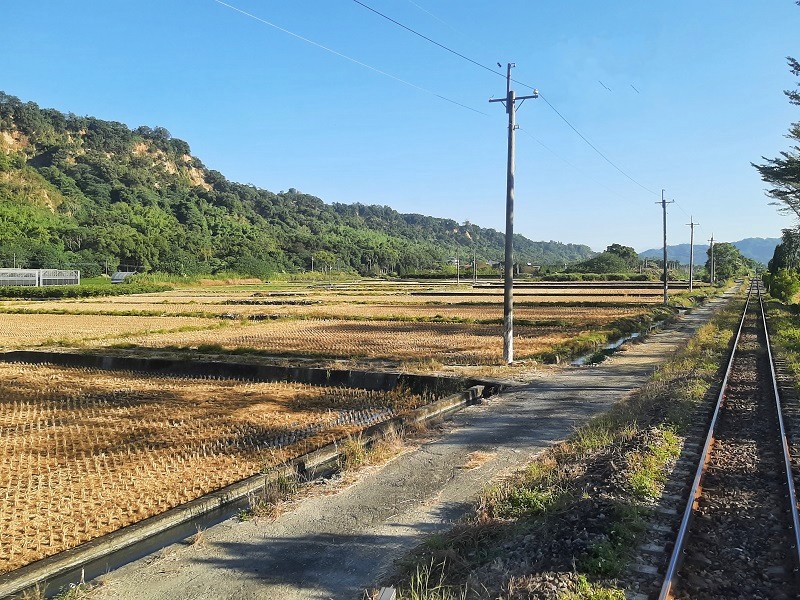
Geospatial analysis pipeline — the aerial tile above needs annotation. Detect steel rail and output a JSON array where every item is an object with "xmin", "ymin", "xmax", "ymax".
[
  {"xmin": 657, "ymin": 281, "xmax": 754, "ymax": 600},
  {"xmin": 758, "ymin": 281, "xmax": 800, "ymax": 574}
]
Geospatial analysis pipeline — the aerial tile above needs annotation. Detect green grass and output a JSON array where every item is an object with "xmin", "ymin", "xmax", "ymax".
[
  {"xmin": 625, "ymin": 428, "xmax": 681, "ymax": 501},
  {"xmin": 0, "ymin": 282, "xmax": 171, "ymax": 298},
  {"xmin": 561, "ymin": 575, "xmax": 626, "ymax": 600},
  {"xmin": 581, "ymin": 502, "xmax": 648, "ymax": 577}
]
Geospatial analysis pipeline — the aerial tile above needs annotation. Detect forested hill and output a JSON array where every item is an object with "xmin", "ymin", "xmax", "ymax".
[{"xmin": 0, "ymin": 92, "xmax": 594, "ymax": 277}]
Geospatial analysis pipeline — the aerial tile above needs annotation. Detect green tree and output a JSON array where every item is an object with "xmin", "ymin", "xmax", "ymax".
[
  {"xmin": 572, "ymin": 252, "xmax": 627, "ymax": 274},
  {"xmin": 604, "ymin": 244, "xmax": 639, "ymax": 269},
  {"xmin": 767, "ymin": 268, "xmax": 800, "ymax": 302},
  {"xmin": 313, "ymin": 250, "xmax": 337, "ymax": 272},
  {"xmin": 768, "ymin": 228, "xmax": 800, "ymax": 275},
  {"xmin": 706, "ymin": 242, "xmax": 750, "ymax": 281}
]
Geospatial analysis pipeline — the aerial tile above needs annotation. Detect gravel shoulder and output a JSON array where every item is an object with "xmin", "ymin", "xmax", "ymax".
[{"xmin": 91, "ymin": 292, "xmax": 734, "ymax": 600}]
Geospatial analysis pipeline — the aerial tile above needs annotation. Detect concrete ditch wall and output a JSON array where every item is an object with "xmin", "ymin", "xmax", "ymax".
[{"xmin": 0, "ymin": 350, "xmax": 493, "ymax": 397}]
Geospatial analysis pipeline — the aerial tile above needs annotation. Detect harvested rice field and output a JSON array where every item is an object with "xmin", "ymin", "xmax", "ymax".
[
  {"xmin": 0, "ymin": 281, "xmax": 678, "ymax": 366},
  {"xmin": 0, "ymin": 299, "xmax": 651, "ymax": 324},
  {"xmin": 0, "ymin": 279, "xmax": 695, "ymax": 578},
  {"xmin": 0, "ymin": 313, "xmax": 220, "ymax": 348},
  {"xmin": 90, "ymin": 318, "xmax": 611, "ymax": 365},
  {"xmin": 0, "ymin": 362, "xmax": 428, "ymax": 574}
]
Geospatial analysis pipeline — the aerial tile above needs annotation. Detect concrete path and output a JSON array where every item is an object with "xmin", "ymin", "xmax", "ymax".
[{"xmin": 94, "ymin": 292, "xmax": 734, "ymax": 600}]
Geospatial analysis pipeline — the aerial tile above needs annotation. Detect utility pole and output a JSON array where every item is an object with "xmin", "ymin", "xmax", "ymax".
[
  {"xmin": 657, "ymin": 190, "xmax": 675, "ymax": 305},
  {"xmin": 490, "ymin": 63, "xmax": 538, "ymax": 364},
  {"xmin": 709, "ymin": 234, "xmax": 715, "ymax": 284},
  {"xmin": 686, "ymin": 217, "xmax": 699, "ymax": 292},
  {"xmin": 473, "ymin": 247, "xmax": 477, "ymax": 284},
  {"xmin": 456, "ymin": 247, "xmax": 460, "ymax": 285}
]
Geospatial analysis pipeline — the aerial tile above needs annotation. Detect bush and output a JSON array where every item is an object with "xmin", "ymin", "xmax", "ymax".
[
  {"xmin": 768, "ymin": 269, "xmax": 800, "ymax": 303},
  {"xmin": 0, "ymin": 283, "xmax": 171, "ymax": 299}
]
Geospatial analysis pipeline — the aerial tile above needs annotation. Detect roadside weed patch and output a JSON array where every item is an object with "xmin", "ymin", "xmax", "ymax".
[
  {"xmin": 624, "ymin": 427, "xmax": 681, "ymax": 501},
  {"xmin": 560, "ymin": 574, "xmax": 626, "ymax": 600}
]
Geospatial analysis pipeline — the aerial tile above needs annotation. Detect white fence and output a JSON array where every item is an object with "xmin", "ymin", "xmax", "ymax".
[{"xmin": 0, "ymin": 269, "xmax": 80, "ymax": 287}]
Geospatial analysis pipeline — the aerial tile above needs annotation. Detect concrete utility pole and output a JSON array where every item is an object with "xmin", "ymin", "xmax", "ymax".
[
  {"xmin": 709, "ymin": 234, "xmax": 715, "ymax": 284},
  {"xmin": 490, "ymin": 63, "xmax": 538, "ymax": 364},
  {"xmin": 473, "ymin": 247, "xmax": 477, "ymax": 284},
  {"xmin": 687, "ymin": 217, "xmax": 699, "ymax": 292},
  {"xmin": 456, "ymin": 246, "xmax": 461, "ymax": 284},
  {"xmin": 657, "ymin": 190, "xmax": 675, "ymax": 306}
]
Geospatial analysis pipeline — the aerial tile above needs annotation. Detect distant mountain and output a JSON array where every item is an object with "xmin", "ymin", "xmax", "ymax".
[{"xmin": 639, "ymin": 237, "xmax": 779, "ymax": 265}]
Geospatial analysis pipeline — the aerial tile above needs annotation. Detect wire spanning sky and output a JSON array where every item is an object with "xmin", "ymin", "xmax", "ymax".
[{"xmin": 2, "ymin": 1, "xmax": 798, "ymax": 251}]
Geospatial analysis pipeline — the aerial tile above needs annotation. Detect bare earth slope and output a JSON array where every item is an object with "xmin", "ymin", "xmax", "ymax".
[{"xmin": 94, "ymin": 291, "xmax": 733, "ymax": 600}]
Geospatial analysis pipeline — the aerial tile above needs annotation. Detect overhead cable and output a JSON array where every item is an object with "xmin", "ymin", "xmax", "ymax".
[
  {"xmin": 212, "ymin": 0, "xmax": 487, "ymax": 115},
  {"xmin": 350, "ymin": 0, "xmax": 660, "ymax": 198}
]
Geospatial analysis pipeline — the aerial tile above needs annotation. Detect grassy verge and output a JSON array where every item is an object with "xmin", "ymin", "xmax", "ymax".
[
  {"xmin": 669, "ymin": 281, "xmax": 727, "ymax": 308},
  {"xmin": 533, "ymin": 306, "xmax": 676, "ymax": 365},
  {"xmin": 380, "ymin": 291, "xmax": 743, "ymax": 599},
  {"xmin": 763, "ymin": 298, "xmax": 800, "ymax": 365}
]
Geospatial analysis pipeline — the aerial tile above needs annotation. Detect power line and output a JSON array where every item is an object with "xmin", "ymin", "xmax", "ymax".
[
  {"xmin": 536, "ymin": 93, "xmax": 658, "ymax": 196},
  {"xmin": 351, "ymin": 0, "xmax": 502, "ymax": 79},
  {"xmin": 518, "ymin": 127, "xmax": 619, "ymax": 197},
  {"xmin": 212, "ymin": 0, "xmax": 487, "ymax": 115},
  {"xmin": 350, "ymin": 0, "xmax": 662, "ymax": 199},
  {"xmin": 404, "ymin": 0, "xmax": 462, "ymax": 34},
  {"xmin": 671, "ymin": 198, "xmax": 692, "ymax": 218}
]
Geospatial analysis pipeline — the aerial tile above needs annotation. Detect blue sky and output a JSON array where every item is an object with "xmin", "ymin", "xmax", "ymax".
[{"xmin": 2, "ymin": 1, "xmax": 799, "ymax": 251}]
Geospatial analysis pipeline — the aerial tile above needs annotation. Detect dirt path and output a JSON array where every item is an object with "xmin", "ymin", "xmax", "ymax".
[{"xmin": 92, "ymin": 292, "xmax": 733, "ymax": 600}]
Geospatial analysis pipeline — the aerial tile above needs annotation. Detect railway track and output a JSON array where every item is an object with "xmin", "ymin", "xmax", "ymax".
[{"xmin": 658, "ymin": 281, "xmax": 800, "ymax": 598}]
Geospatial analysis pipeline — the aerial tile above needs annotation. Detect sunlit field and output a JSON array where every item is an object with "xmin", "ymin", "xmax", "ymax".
[
  {"xmin": 0, "ymin": 279, "xmax": 684, "ymax": 573},
  {"xmin": 0, "ymin": 280, "xmax": 678, "ymax": 367},
  {"xmin": 0, "ymin": 362, "xmax": 426, "ymax": 573}
]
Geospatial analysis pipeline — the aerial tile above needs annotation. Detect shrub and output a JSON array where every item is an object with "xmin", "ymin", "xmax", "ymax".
[
  {"xmin": 769, "ymin": 269, "xmax": 800, "ymax": 303},
  {"xmin": 0, "ymin": 283, "xmax": 171, "ymax": 299}
]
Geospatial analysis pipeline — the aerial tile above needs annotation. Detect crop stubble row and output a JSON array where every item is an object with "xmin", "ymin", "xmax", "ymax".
[{"xmin": 0, "ymin": 363, "xmax": 425, "ymax": 574}]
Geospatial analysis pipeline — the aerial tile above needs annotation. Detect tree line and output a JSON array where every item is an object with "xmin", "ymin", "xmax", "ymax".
[{"xmin": 0, "ymin": 92, "xmax": 594, "ymax": 279}]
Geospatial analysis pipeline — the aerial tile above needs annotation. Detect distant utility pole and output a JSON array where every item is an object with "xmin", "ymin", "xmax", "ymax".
[
  {"xmin": 490, "ymin": 63, "xmax": 538, "ymax": 364},
  {"xmin": 657, "ymin": 190, "xmax": 675, "ymax": 306},
  {"xmin": 456, "ymin": 247, "xmax": 460, "ymax": 285},
  {"xmin": 687, "ymin": 217, "xmax": 699, "ymax": 292},
  {"xmin": 709, "ymin": 234, "xmax": 715, "ymax": 284},
  {"xmin": 473, "ymin": 247, "xmax": 477, "ymax": 284}
]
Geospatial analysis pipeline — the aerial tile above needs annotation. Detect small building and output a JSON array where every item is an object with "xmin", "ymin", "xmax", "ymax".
[
  {"xmin": 40, "ymin": 269, "xmax": 80, "ymax": 286},
  {"xmin": 111, "ymin": 271, "xmax": 137, "ymax": 284},
  {"xmin": 0, "ymin": 269, "xmax": 39, "ymax": 286},
  {"xmin": 0, "ymin": 269, "xmax": 80, "ymax": 287}
]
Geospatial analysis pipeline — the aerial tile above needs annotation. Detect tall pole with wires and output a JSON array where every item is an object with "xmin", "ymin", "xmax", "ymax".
[
  {"xmin": 490, "ymin": 63, "xmax": 538, "ymax": 364},
  {"xmin": 687, "ymin": 217, "xmax": 699, "ymax": 293},
  {"xmin": 657, "ymin": 190, "xmax": 674, "ymax": 306},
  {"xmin": 709, "ymin": 234, "xmax": 715, "ymax": 284},
  {"xmin": 456, "ymin": 246, "xmax": 460, "ymax": 285}
]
